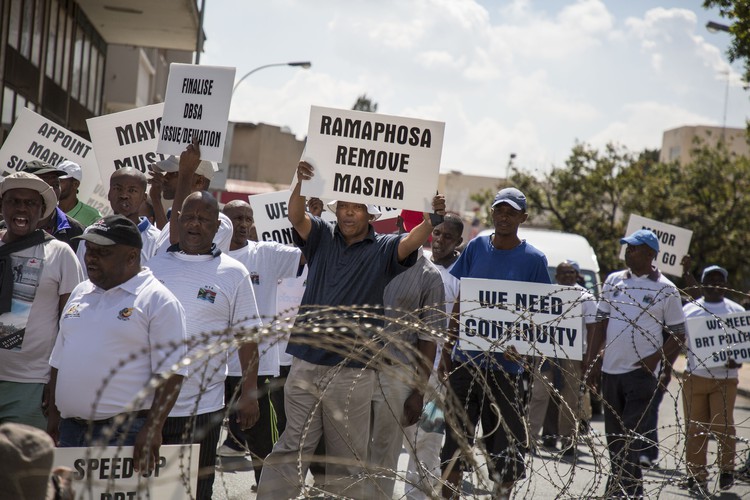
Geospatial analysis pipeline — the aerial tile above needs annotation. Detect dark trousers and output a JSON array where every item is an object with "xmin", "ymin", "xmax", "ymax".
[
  {"xmin": 602, "ymin": 370, "xmax": 658, "ymax": 498},
  {"xmin": 223, "ymin": 375, "xmax": 285, "ymax": 483},
  {"xmin": 441, "ymin": 365, "xmax": 527, "ymax": 484},
  {"xmin": 637, "ymin": 384, "xmax": 665, "ymax": 461},
  {"xmin": 162, "ymin": 410, "xmax": 223, "ymax": 500},
  {"xmin": 59, "ymin": 416, "xmax": 146, "ymax": 447}
]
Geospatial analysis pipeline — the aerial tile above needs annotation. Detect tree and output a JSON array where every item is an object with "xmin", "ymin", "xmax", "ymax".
[
  {"xmin": 352, "ymin": 94, "xmax": 378, "ymax": 113},
  {"xmin": 704, "ymin": 0, "xmax": 750, "ymax": 88},
  {"xmin": 501, "ymin": 142, "xmax": 750, "ymax": 297}
]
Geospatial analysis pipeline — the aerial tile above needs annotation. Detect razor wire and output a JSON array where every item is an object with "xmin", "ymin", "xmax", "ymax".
[{"xmin": 58, "ymin": 285, "xmax": 750, "ymax": 499}]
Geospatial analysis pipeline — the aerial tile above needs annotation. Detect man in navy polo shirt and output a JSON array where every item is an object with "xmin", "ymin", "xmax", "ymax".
[{"xmin": 258, "ymin": 161, "xmax": 444, "ymax": 499}]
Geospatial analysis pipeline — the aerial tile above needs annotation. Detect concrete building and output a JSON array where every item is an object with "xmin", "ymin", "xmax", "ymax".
[
  {"xmin": 660, "ymin": 125, "xmax": 749, "ymax": 164},
  {"xmin": 0, "ymin": 0, "xmax": 201, "ymax": 140}
]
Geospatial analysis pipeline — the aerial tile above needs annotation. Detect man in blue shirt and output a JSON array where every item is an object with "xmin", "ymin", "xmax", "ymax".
[{"xmin": 440, "ymin": 187, "xmax": 550, "ymax": 500}]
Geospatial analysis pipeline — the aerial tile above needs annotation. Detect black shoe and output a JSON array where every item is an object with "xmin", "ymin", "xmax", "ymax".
[
  {"xmin": 541, "ymin": 436, "xmax": 557, "ymax": 450},
  {"xmin": 685, "ymin": 477, "xmax": 708, "ymax": 496},
  {"xmin": 720, "ymin": 472, "xmax": 734, "ymax": 490},
  {"xmin": 559, "ymin": 438, "xmax": 576, "ymax": 457}
]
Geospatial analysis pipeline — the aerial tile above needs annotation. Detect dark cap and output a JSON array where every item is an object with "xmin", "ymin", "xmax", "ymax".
[
  {"xmin": 21, "ymin": 160, "xmax": 65, "ymax": 177},
  {"xmin": 74, "ymin": 214, "xmax": 143, "ymax": 249},
  {"xmin": 491, "ymin": 187, "xmax": 527, "ymax": 211}
]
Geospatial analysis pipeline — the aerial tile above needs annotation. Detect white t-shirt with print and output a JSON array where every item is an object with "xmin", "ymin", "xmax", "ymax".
[
  {"xmin": 598, "ymin": 269, "xmax": 685, "ymax": 375},
  {"xmin": 149, "ymin": 250, "xmax": 261, "ymax": 416},
  {"xmin": 0, "ymin": 237, "xmax": 82, "ymax": 383},
  {"xmin": 226, "ymin": 241, "xmax": 301, "ymax": 377}
]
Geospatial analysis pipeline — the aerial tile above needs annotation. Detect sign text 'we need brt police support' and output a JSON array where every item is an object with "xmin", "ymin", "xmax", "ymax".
[
  {"xmin": 459, "ymin": 279, "xmax": 584, "ymax": 360},
  {"xmin": 300, "ymin": 106, "xmax": 444, "ymax": 212}
]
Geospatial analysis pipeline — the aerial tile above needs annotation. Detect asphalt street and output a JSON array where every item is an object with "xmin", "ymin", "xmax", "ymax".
[{"xmin": 212, "ymin": 376, "xmax": 750, "ymax": 499}]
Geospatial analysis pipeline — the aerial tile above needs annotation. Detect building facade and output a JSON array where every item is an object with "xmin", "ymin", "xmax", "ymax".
[
  {"xmin": 660, "ymin": 125, "xmax": 749, "ymax": 164},
  {"xmin": 0, "ymin": 0, "xmax": 201, "ymax": 141}
]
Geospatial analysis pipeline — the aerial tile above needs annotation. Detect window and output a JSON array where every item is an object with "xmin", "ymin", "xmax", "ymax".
[{"xmin": 46, "ymin": 0, "xmax": 59, "ymax": 78}]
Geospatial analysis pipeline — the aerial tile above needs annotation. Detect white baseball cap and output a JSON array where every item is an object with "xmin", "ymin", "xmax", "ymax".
[{"xmin": 57, "ymin": 160, "xmax": 82, "ymax": 181}]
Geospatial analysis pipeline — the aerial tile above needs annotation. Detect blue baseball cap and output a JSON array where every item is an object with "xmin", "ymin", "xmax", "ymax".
[
  {"xmin": 491, "ymin": 187, "xmax": 527, "ymax": 211},
  {"xmin": 620, "ymin": 229, "xmax": 659, "ymax": 252},
  {"xmin": 701, "ymin": 265, "xmax": 728, "ymax": 282}
]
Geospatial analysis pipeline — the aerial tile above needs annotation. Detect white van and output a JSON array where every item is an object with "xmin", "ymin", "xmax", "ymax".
[{"xmin": 477, "ymin": 227, "xmax": 601, "ymax": 295}]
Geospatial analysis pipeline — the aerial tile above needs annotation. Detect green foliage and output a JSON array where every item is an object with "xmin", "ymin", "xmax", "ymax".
[
  {"xmin": 352, "ymin": 94, "xmax": 378, "ymax": 113},
  {"xmin": 704, "ymin": 0, "xmax": 750, "ymax": 87},
  {"xmin": 498, "ymin": 142, "xmax": 750, "ymax": 292}
]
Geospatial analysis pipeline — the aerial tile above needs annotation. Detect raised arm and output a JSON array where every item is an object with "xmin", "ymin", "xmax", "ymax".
[
  {"xmin": 288, "ymin": 162, "xmax": 314, "ymax": 242},
  {"xmin": 169, "ymin": 138, "xmax": 202, "ymax": 244},
  {"xmin": 397, "ymin": 194, "xmax": 445, "ymax": 262}
]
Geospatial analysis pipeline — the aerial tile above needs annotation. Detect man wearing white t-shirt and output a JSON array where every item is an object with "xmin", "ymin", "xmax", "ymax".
[
  {"xmin": 585, "ymin": 229, "xmax": 685, "ymax": 498},
  {"xmin": 48, "ymin": 215, "xmax": 187, "ymax": 473},
  {"xmin": 76, "ymin": 168, "xmax": 160, "ymax": 273},
  {"xmin": 528, "ymin": 260, "xmax": 597, "ymax": 456},
  {"xmin": 148, "ymin": 190, "xmax": 261, "ymax": 500},
  {"xmin": 0, "ymin": 172, "xmax": 82, "ymax": 431},
  {"xmin": 217, "ymin": 200, "xmax": 302, "ymax": 487},
  {"xmin": 681, "ymin": 264, "xmax": 743, "ymax": 493}
]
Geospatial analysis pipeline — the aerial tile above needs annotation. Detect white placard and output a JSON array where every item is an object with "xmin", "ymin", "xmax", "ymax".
[
  {"xmin": 459, "ymin": 278, "xmax": 584, "ymax": 360},
  {"xmin": 157, "ymin": 63, "xmax": 235, "ymax": 162},
  {"xmin": 687, "ymin": 312, "xmax": 750, "ymax": 368},
  {"xmin": 0, "ymin": 107, "xmax": 110, "ymax": 215},
  {"xmin": 619, "ymin": 214, "xmax": 693, "ymax": 276},
  {"xmin": 249, "ymin": 190, "xmax": 298, "ymax": 245},
  {"xmin": 300, "ymin": 106, "xmax": 444, "ymax": 212},
  {"xmin": 87, "ymin": 103, "xmax": 167, "ymax": 186},
  {"xmin": 53, "ymin": 444, "xmax": 199, "ymax": 499}
]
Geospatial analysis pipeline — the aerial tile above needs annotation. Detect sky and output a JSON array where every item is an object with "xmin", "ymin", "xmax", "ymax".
[{"xmin": 201, "ymin": 0, "xmax": 749, "ymax": 177}]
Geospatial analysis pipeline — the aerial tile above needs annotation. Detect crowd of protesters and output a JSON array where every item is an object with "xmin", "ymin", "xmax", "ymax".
[{"xmin": 0, "ymin": 140, "xmax": 747, "ymax": 499}]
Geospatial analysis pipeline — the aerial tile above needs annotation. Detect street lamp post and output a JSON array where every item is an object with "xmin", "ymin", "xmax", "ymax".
[
  {"xmin": 706, "ymin": 21, "xmax": 730, "ymax": 33},
  {"xmin": 706, "ymin": 21, "xmax": 732, "ymax": 142},
  {"xmin": 232, "ymin": 61, "xmax": 312, "ymax": 95}
]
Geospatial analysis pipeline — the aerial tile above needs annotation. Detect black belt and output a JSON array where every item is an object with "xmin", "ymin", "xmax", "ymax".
[{"xmin": 71, "ymin": 409, "xmax": 149, "ymax": 426}]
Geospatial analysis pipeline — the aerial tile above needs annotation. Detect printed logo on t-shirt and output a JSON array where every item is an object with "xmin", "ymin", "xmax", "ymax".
[
  {"xmin": 63, "ymin": 303, "xmax": 81, "ymax": 319},
  {"xmin": 117, "ymin": 307, "xmax": 134, "ymax": 321},
  {"xmin": 250, "ymin": 272, "xmax": 260, "ymax": 285},
  {"xmin": 197, "ymin": 286, "xmax": 217, "ymax": 304},
  {"xmin": 642, "ymin": 294, "xmax": 654, "ymax": 305}
]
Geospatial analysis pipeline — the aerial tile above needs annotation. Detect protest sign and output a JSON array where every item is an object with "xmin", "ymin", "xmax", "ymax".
[
  {"xmin": 157, "ymin": 63, "xmax": 235, "ymax": 162},
  {"xmin": 300, "ymin": 106, "xmax": 444, "ymax": 212},
  {"xmin": 249, "ymin": 190, "xmax": 298, "ymax": 245},
  {"xmin": 0, "ymin": 107, "xmax": 109, "ymax": 215},
  {"xmin": 87, "ymin": 103, "xmax": 167, "ymax": 186},
  {"xmin": 619, "ymin": 214, "xmax": 692, "ymax": 276},
  {"xmin": 53, "ymin": 444, "xmax": 198, "ymax": 499},
  {"xmin": 458, "ymin": 278, "xmax": 584, "ymax": 360},
  {"xmin": 687, "ymin": 311, "xmax": 750, "ymax": 368}
]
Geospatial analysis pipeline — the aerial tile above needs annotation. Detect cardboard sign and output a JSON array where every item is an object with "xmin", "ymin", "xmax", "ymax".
[
  {"xmin": 0, "ymin": 107, "xmax": 109, "ymax": 215},
  {"xmin": 249, "ymin": 190, "xmax": 298, "ymax": 245},
  {"xmin": 300, "ymin": 106, "xmax": 444, "ymax": 212},
  {"xmin": 619, "ymin": 214, "xmax": 693, "ymax": 276},
  {"xmin": 87, "ymin": 103, "xmax": 168, "ymax": 185},
  {"xmin": 53, "ymin": 444, "xmax": 199, "ymax": 499},
  {"xmin": 687, "ymin": 311, "xmax": 750, "ymax": 368},
  {"xmin": 157, "ymin": 63, "xmax": 235, "ymax": 162},
  {"xmin": 458, "ymin": 278, "xmax": 584, "ymax": 360}
]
